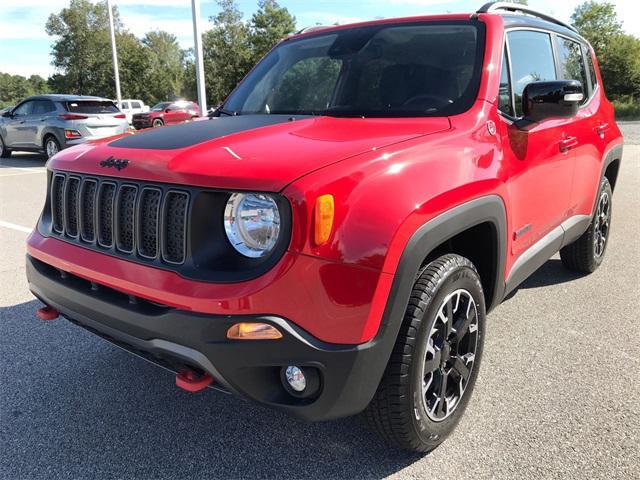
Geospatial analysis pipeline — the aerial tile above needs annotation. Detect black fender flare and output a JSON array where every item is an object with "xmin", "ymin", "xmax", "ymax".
[{"xmin": 360, "ymin": 195, "xmax": 507, "ymax": 405}]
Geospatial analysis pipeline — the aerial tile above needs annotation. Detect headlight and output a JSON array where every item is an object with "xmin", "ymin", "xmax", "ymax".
[{"xmin": 224, "ymin": 193, "xmax": 281, "ymax": 258}]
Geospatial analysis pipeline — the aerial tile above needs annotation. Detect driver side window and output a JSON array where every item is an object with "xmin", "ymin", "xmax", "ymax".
[
  {"xmin": 13, "ymin": 101, "xmax": 34, "ymax": 116},
  {"xmin": 507, "ymin": 30, "xmax": 557, "ymax": 117}
]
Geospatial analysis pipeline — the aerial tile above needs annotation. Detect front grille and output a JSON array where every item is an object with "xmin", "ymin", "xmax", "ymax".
[{"xmin": 50, "ymin": 172, "xmax": 189, "ymax": 264}]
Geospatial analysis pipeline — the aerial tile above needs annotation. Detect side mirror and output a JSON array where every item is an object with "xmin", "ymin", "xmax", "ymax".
[
  {"xmin": 2, "ymin": 111, "xmax": 12, "ymax": 118},
  {"xmin": 165, "ymin": 108, "xmax": 171, "ymax": 113},
  {"xmin": 517, "ymin": 80, "xmax": 583, "ymax": 129}
]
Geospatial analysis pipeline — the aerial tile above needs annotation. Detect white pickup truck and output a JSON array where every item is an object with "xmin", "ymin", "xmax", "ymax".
[{"xmin": 118, "ymin": 99, "xmax": 149, "ymax": 124}]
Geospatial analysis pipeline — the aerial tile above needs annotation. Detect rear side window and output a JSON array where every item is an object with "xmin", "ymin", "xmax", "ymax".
[
  {"xmin": 507, "ymin": 31, "xmax": 557, "ymax": 117},
  {"xmin": 132, "ymin": 101, "xmax": 142, "ymax": 109},
  {"xmin": 554, "ymin": 36, "xmax": 589, "ymax": 103},
  {"xmin": 32, "ymin": 100, "xmax": 56, "ymax": 114},
  {"xmin": 585, "ymin": 49, "xmax": 598, "ymax": 92},
  {"xmin": 498, "ymin": 47, "xmax": 513, "ymax": 116},
  {"xmin": 66, "ymin": 101, "xmax": 119, "ymax": 114}
]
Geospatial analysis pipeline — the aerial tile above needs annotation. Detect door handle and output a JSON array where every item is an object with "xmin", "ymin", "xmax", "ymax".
[
  {"xmin": 559, "ymin": 136, "xmax": 578, "ymax": 153},
  {"xmin": 595, "ymin": 122, "xmax": 609, "ymax": 138}
]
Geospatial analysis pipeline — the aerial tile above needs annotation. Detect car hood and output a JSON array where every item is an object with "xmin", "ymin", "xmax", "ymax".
[{"xmin": 48, "ymin": 114, "xmax": 451, "ymax": 191}]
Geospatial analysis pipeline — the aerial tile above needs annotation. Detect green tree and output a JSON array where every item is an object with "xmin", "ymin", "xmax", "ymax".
[
  {"xmin": 571, "ymin": 1, "xmax": 622, "ymax": 55},
  {"xmin": 572, "ymin": 1, "xmax": 640, "ymax": 100},
  {"xmin": 249, "ymin": 0, "xmax": 296, "ymax": 63},
  {"xmin": 201, "ymin": 0, "xmax": 253, "ymax": 105},
  {"xmin": 45, "ymin": 0, "xmax": 150, "ymax": 101},
  {"xmin": 599, "ymin": 34, "xmax": 640, "ymax": 99},
  {"xmin": 0, "ymin": 73, "xmax": 49, "ymax": 108},
  {"xmin": 143, "ymin": 31, "xmax": 185, "ymax": 103},
  {"xmin": 46, "ymin": 0, "xmax": 114, "ymax": 95}
]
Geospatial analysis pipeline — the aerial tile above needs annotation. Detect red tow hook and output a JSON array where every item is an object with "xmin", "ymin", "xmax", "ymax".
[
  {"xmin": 36, "ymin": 305, "xmax": 60, "ymax": 321},
  {"xmin": 175, "ymin": 369, "xmax": 213, "ymax": 393}
]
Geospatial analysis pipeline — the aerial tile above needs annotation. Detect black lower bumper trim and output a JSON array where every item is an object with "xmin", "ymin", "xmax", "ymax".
[{"xmin": 26, "ymin": 254, "xmax": 390, "ymax": 421}]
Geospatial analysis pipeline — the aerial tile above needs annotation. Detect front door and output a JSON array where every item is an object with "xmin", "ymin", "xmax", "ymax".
[
  {"xmin": 4, "ymin": 100, "xmax": 34, "ymax": 147},
  {"xmin": 499, "ymin": 30, "xmax": 576, "ymax": 258}
]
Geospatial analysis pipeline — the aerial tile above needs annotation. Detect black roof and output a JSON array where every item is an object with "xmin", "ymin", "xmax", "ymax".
[{"xmin": 24, "ymin": 94, "xmax": 113, "ymax": 102}]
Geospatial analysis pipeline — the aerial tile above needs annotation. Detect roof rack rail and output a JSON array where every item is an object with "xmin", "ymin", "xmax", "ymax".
[
  {"xmin": 295, "ymin": 25, "xmax": 333, "ymax": 35},
  {"xmin": 477, "ymin": 2, "xmax": 578, "ymax": 33}
]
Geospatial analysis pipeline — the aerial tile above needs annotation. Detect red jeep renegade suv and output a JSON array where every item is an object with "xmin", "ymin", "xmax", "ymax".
[{"xmin": 26, "ymin": 3, "xmax": 623, "ymax": 452}]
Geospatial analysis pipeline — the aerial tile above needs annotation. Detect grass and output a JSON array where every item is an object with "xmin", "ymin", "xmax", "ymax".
[{"xmin": 613, "ymin": 100, "xmax": 640, "ymax": 121}]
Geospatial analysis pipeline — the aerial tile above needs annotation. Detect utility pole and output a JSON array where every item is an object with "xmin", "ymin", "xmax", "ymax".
[
  {"xmin": 107, "ymin": 0, "xmax": 122, "ymax": 108},
  {"xmin": 191, "ymin": 0, "xmax": 207, "ymax": 116}
]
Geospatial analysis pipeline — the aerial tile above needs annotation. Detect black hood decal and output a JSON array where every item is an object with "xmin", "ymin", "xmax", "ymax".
[{"xmin": 109, "ymin": 114, "xmax": 311, "ymax": 150}]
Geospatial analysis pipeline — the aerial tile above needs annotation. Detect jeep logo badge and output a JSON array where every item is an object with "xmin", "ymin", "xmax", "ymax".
[{"xmin": 100, "ymin": 156, "xmax": 129, "ymax": 171}]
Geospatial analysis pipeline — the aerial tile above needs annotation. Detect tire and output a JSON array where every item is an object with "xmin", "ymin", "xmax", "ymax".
[
  {"xmin": 44, "ymin": 135, "xmax": 60, "ymax": 159},
  {"xmin": 560, "ymin": 177, "xmax": 612, "ymax": 273},
  {"xmin": 365, "ymin": 254, "xmax": 486, "ymax": 452},
  {"xmin": 152, "ymin": 119, "xmax": 164, "ymax": 128},
  {"xmin": 0, "ymin": 135, "xmax": 11, "ymax": 158}
]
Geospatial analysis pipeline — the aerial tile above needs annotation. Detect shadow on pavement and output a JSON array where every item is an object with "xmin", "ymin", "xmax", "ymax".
[
  {"xmin": 518, "ymin": 259, "xmax": 585, "ymax": 289},
  {"xmin": 1, "ymin": 299, "xmax": 422, "ymax": 479},
  {"xmin": 0, "ymin": 153, "xmax": 47, "ymax": 167}
]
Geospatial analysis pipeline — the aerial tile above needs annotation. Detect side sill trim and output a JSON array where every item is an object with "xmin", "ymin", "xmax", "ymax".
[{"xmin": 504, "ymin": 214, "xmax": 591, "ymax": 295}]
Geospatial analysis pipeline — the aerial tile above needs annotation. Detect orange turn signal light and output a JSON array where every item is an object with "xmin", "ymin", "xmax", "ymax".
[
  {"xmin": 226, "ymin": 322, "xmax": 283, "ymax": 340},
  {"xmin": 314, "ymin": 194, "xmax": 334, "ymax": 245}
]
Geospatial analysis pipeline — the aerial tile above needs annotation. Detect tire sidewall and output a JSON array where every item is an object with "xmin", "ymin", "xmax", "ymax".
[
  {"xmin": 45, "ymin": 136, "xmax": 60, "ymax": 159},
  {"xmin": 409, "ymin": 265, "xmax": 486, "ymax": 447},
  {"xmin": 590, "ymin": 178, "xmax": 613, "ymax": 269}
]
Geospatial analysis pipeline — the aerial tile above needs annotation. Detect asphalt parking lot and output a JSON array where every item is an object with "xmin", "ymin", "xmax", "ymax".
[{"xmin": 1, "ymin": 123, "xmax": 638, "ymax": 479}]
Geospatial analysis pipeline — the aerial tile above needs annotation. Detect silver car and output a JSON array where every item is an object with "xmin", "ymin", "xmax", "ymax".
[{"xmin": 0, "ymin": 94, "xmax": 129, "ymax": 159}]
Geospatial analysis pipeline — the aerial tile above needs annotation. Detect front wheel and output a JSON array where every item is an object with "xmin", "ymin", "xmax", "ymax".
[
  {"xmin": 152, "ymin": 118, "xmax": 164, "ymax": 128},
  {"xmin": 560, "ymin": 177, "xmax": 612, "ymax": 273},
  {"xmin": 0, "ymin": 135, "xmax": 11, "ymax": 158},
  {"xmin": 365, "ymin": 254, "xmax": 486, "ymax": 452}
]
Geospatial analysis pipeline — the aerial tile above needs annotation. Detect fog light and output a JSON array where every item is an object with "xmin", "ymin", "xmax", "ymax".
[{"xmin": 285, "ymin": 366, "xmax": 306, "ymax": 392}]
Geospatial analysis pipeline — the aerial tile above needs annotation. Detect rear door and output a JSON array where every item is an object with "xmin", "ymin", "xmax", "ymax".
[
  {"xmin": 499, "ymin": 30, "xmax": 576, "ymax": 258},
  {"xmin": 26, "ymin": 99, "xmax": 58, "ymax": 148},
  {"xmin": 557, "ymin": 40, "xmax": 608, "ymax": 217}
]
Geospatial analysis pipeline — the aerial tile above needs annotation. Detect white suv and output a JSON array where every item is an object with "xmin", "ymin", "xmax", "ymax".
[{"xmin": 118, "ymin": 99, "xmax": 149, "ymax": 124}]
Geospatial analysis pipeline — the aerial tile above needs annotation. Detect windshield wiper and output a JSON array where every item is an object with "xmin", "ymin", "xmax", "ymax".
[{"xmin": 215, "ymin": 107, "xmax": 240, "ymax": 117}]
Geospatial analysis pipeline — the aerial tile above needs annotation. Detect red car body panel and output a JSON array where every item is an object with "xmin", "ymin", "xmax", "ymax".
[{"xmin": 27, "ymin": 12, "xmax": 623, "ymax": 346}]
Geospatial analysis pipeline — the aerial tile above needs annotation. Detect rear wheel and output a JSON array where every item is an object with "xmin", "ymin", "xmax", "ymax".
[
  {"xmin": 365, "ymin": 254, "xmax": 486, "ymax": 452},
  {"xmin": 0, "ymin": 135, "xmax": 11, "ymax": 158},
  {"xmin": 44, "ymin": 135, "xmax": 60, "ymax": 159},
  {"xmin": 152, "ymin": 118, "xmax": 164, "ymax": 128},
  {"xmin": 560, "ymin": 177, "xmax": 612, "ymax": 273}
]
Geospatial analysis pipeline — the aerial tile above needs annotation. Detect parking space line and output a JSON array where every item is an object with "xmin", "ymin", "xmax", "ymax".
[
  {"xmin": 0, "ymin": 171, "xmax": 47, "ymax": 177},
  {"xmin": 0, "ymin": 220, "xmax": 32, "ymax": 234}
]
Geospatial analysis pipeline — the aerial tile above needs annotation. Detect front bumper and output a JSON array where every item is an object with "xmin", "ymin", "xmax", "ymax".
[{"xmin": 26, "ymin": 254, "xmax": 390, "ymax": 421}]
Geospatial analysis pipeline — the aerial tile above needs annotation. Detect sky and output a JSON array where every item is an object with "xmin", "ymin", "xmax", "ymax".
[{"xmin": 1, "ymin": 0, "xmax": 639, "ymax": 79}]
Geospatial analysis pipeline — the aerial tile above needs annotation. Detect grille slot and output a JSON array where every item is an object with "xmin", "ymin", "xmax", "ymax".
[
  {"xmin": 79, "ymin": 179, "xmax": 97, "ymax": 242},
  {"xmin": 51, "ymin": 174, "xmax": 65, "ymax": 233},
  {"xmin": 64, "ymin": 177, "xmax": 80, "ymax": 237},
  {"xmin": 97, "ymin": 182, "xmax": 116, "ymax": 247},
  {"xmin": 137, "ymin": 188, "xmax": 161, "ymax": 258},
  {"xmin": 162, "ymin": 191, "xmax": 188, "ymax": 264},
  {"xmin": 116, "ymin": 185, "xmax": 138, "ymax": 253},
  {"xmin": 48, "ymin": 172, "xmax": 190, "ymax": 268}
]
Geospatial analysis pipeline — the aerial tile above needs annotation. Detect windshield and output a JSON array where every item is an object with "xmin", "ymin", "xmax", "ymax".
[
  {"xmin": 224, "ymin": 21, "xmax": 484, "ymax": 117},
  {"xmin": 151, "ymin": 102, "xmax": 171, "ymax": 111}
]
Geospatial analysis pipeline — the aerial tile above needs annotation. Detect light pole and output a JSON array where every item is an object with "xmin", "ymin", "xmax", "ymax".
[
  {"xmin": 191, "ymin": 0, "xmax": 207, "ymax": 115},
  {"xmin": 106, "ymin": 0, "xmax": 122, "ymax": 107}
]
